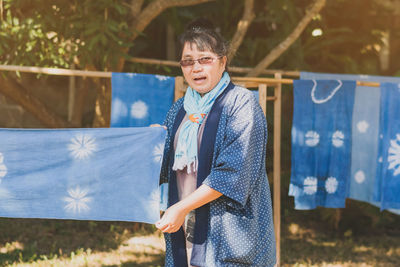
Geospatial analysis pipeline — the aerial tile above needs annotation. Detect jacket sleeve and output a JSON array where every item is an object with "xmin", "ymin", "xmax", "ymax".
[{"xmin": 202, "ymin": 91, "xmax": 268, "ymax": 208}]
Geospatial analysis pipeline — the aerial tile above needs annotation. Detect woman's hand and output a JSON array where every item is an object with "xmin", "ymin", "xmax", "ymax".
[
  {"xmin": 150, "ymin": 124, "xmax": 167, "ymax": 130},
  {"xmin": 155, "ymin": 185, "xmax": 222, "ymax": 233},
  {"xmin": 155, "ymin": 203, "xmax": 188, "ymax": 233}
]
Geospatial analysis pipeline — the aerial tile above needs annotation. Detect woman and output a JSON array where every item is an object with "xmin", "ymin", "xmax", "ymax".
[{"xmin": 155, "ymin": 19, "xmax": 276, "ymax": 267}]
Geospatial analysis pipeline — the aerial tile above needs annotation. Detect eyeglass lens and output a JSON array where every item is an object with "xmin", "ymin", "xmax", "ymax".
[{"xmin": 180, "ymin": 57, "xmax": 215, "ymax": 67}]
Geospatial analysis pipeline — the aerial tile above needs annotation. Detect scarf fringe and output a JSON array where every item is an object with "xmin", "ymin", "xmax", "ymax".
[{"xmin": 172, "ymin": 156, "xmax": 198, "ymax": 174}]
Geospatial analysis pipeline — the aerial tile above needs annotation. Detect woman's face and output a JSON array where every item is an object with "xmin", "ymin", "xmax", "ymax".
[{"xmin": 180, "ymin": 42, "xmax": 227, "ymax": 95}]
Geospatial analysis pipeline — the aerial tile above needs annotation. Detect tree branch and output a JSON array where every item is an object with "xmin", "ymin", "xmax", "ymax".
[
  {"xmin": 246, "ymin": 0, "xmax": 326, "ymax": 77},
  {"xmin": 227, "ymin": 0, "xmax": 255, "ymax": 61},
  {"xmin": 131, "ymin": 0, "xmax": 215, "ymax": 42},
  {"xmin": 116, "ymin": 0, "xmax": 215, "ymax": 71},
  {"xmin": 130, "ymin": 0, "xmax": 144, "ymax": 18},
  {"xmin": 0, "ymin": 76, "xmax": 71, "ymax": 128}
]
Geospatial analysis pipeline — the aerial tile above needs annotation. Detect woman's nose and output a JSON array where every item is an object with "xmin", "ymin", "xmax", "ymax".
[{"xmin": 192, "ymin": 61, "xmax": 203, "ymax": 72}]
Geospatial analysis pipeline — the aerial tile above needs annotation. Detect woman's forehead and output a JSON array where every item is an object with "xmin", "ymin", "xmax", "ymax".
[{"xmin": 182, "ymin": 42, "xmax": 214, "ymax": 56}]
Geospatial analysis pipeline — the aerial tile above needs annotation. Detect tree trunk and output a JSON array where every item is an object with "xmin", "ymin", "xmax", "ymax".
[
  {"xmin": 227, "ymin": 0, "xmax": 255, "ymax": 61},
  {"xmin": 92, "ymin": 78, "xmax": 111, "ymax": 128},
  {"xmin": 0, "ymin": 76, "xmax": 70, "ymax": 128},
  {"xmin": 246, "ymin": 0, "xmax": 326, "ymax": 77}
]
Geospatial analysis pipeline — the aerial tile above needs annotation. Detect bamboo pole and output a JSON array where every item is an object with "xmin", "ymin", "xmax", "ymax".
[
  {"xmin": 174, "ymin": 76, "xmax": 185, "ymax": 102},
  {"xmin": 233, "ymin": 76, "xmax": 294, "ymax": 84},
  {"xmin": 0, "ymin": 64, "xmax": 384, "ymax": 88},
  {"xmin": 128, "ymin": 57, "xmax": 301, "ymax": 77},
  {"xmin": 273, "ymin": 73, "xmax": 282, "ymax": 267},
  {"xmin": 0, "ymin": 65, "xmax": 111, "ymax": 78},
  {"xmin": 258, "ymin": 84, "xmax": 267, "ymax": 115}
]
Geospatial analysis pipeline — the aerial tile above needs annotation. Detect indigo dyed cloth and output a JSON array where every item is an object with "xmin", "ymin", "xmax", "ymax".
[
  {"xmin": 111, "ymin": 72, "xmax": 175, "ymax": 127},
  {"xmin": 301, "ymin": 72, "xmax": 400, "ymax": 215},
  {"xmin": 290, "ymin": 80, "xmax": 356, "ymax": 209},
  {"xmin": 0, "ymin": 127, "xmax": 166, "ymax": 223},
  {"xmin": 377, "ymin": 83, "xmax": 400, "ymax": 210},
  {"xmin": 161, "ymin": 85, "xmax": 275, "ymax": 266}
]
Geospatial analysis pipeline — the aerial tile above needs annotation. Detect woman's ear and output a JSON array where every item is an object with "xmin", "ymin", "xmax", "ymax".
[{"xmin": 221, "ymin": 56, "xmax": 227, "ymax": 69}]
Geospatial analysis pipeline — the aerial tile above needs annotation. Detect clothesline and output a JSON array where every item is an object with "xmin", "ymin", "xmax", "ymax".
[{"xmin": 0, "ymin": 64, "xmax": 382, "ymax": 87}]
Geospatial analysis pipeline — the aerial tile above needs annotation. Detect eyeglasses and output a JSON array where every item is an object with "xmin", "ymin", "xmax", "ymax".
[{"xmin": 179, "ymin": 56, "xmax": 222, "ymax": 67}]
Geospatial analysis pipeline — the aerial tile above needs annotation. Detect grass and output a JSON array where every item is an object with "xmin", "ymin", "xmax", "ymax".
[
  {"xmin": 0, "ymin": 219, "xmax": 164, "ymax": 266},
  {"xmin": 282, "ymin": 218, "xmax": 400, "ymax": 266}
]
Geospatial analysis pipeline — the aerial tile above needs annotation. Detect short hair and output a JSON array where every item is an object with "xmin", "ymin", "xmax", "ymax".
[{"xmin": 179, "ymin": 18, "xmax": 229, "ymax": 70}]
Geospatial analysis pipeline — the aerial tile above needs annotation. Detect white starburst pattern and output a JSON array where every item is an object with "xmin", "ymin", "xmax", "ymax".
[
  {"xmin": 155, "ymin": 75, "xmax": 169, "ymax": 81},
  {"xmin": 149, "ymin": 188, "xmax": 161, "ymax": 214},
  {"xmin": 63, "ymin": 186, "xmax": 92, "ymax": 214},
  {"xmin": 357, "ymin": 120, "xmax": 369, "ymax": 133},
  {"xmin": 354, "ymin": 170, "xmax": 366, "ymax": 184},
  {"xmin": 332, "ymin": 131, "xmax": 345, "ymax": 147},
  {"xmin": 325, "ymin": 177, "xmax": 338, "ymax": 194},
  {"xmin": 68, "ymin": 134, "xmax": 97, "ymax": 160},
  {"xmin": 130, "ymin": 100, "xmax": 148, "ymax": 119},
  {"xmin": 303, "ymin": 176, "xmax": 318, "ymax": 195},
  {"xmin": 0, "ymin": 153, "xmax": 7, "ymax": 181},
  {"xmin": 153, "ymin": 143, "xmax": 165, "ymax": 163},
  {"xmin": 111, "ymin": 98, "xmax": 128, "ymax": 122},
  {"xmin": 305, "ymin": 131, "xmax": 320, "ymax": 147},
  {"xmin": 378, "ymin": 156, "xmax": 383, "ymax": 163},
  {"xmin": 388, "ymin": 134, "xmax": 400, "ymax": 176}
]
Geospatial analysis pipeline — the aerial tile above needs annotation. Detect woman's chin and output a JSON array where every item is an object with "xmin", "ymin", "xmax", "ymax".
[{"xmin": 191, "ymin": 85, "xmax": 212, "ymax": 95}]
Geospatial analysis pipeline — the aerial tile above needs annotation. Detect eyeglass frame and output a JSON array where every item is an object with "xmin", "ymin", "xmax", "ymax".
[{"xmin": 179, "ymin": 56, "xmax": 223, "ymax": 67}]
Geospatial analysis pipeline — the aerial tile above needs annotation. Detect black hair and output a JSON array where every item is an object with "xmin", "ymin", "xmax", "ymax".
[{"xmin": 179, "ymin": 18, "xmax": 229, "ymax": 70}]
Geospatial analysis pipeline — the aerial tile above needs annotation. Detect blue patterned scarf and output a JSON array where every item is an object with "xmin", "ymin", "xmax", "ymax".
[{"xmin": 173, "ymin": 72, "xmax": 230, "ymax": 173}]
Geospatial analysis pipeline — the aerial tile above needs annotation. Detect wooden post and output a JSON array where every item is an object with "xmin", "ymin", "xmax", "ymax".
[
  {"xmin": 273, "ymin": 73, "xmax": 282, "ymax": 266},
  {"xmin": 174, "ymin": 76, "xmax": 185, "ymax": 102},
  {"xmin": 68, "ymin": 64, "xmax": 76, "ymax": 122},
  {"xmin": 258, "ymin": 83, "xmax": 267, "ymax": 116}
]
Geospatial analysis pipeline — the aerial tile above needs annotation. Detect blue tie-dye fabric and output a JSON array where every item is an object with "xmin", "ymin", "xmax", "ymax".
[
  {"xmin": 301, "ymin": 72, "xmax": 400, "ymax": 214},
  {"xmin": 111, "ymin": 72, "xmax": 175, "ymax": 127},
  {"xmin": 111, "ymin": 72, "xmax": 174, "ymax": 211},
  {"xmin": 290, "ymin": 80, "xmax": 356, "ymax": 209},
  {"xmin": 377, "ymin": 83, "xmax": 400, "ymax": 210},
  {"xmin": 0, "ymin": 127, "xmax": 165, "ymax": 223},
  {"xmin": 252, "ymin": 89, "xmax": 259, "ymax": 101}
]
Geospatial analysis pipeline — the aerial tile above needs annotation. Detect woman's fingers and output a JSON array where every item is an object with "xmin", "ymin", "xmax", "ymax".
[
  {"xmin": 155, "ymin": 219, "xmax": 180, "ymax": 233},
  {"xmin": 150, "ymin": 124, "xmax": 167, "ymax": 129},
  {"xmin": 157, "ymin": 223, "xmax": 177, "ymax": 233}
]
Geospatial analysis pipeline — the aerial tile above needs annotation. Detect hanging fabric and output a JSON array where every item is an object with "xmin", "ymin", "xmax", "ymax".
[
  {"xmin": 0, "ymin": 127, "xmax": 165, "ymax": 223},
  {"xmin": 377, "ymin": 82, "xmax": 400, "ymax": 210},
  {"xmin": 111, "ymin": 72, "xmax": 175, "ymax": 127},
  {"xmin": 300, "ymin": 72, "xmax": 400, "ymax": 215},
  {"xmin": 290, "ymin": 79, "xmax": 356, "ymax": 209},
  {"xmin": 111, "ymin": 72, "xmax": 175, "ymax": 211}
]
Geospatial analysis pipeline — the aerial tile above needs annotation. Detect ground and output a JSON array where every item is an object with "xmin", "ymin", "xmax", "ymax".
[{"xmin": 0, "ymin": 212, "xmax": 399, "ymax": 267}]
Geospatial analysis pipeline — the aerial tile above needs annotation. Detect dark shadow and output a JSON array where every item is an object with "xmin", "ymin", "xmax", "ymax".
[{"xmin": 0, "ymin": 218, "xmax": 158, "ymax": 265}]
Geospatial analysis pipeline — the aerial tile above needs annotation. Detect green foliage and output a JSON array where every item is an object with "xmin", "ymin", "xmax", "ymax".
[
  {"xmin": 0, "ymin": 0, "xmax": 132, "ymax": 70},
  {"xmin": 301, "ymin": 0, "xmax": 393, "ymax": 74}
]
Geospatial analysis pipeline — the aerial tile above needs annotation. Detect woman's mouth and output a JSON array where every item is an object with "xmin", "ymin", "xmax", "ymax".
[{"xmin": 193, "ymin": 76, "xmax": 207, "ymax": 84}]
